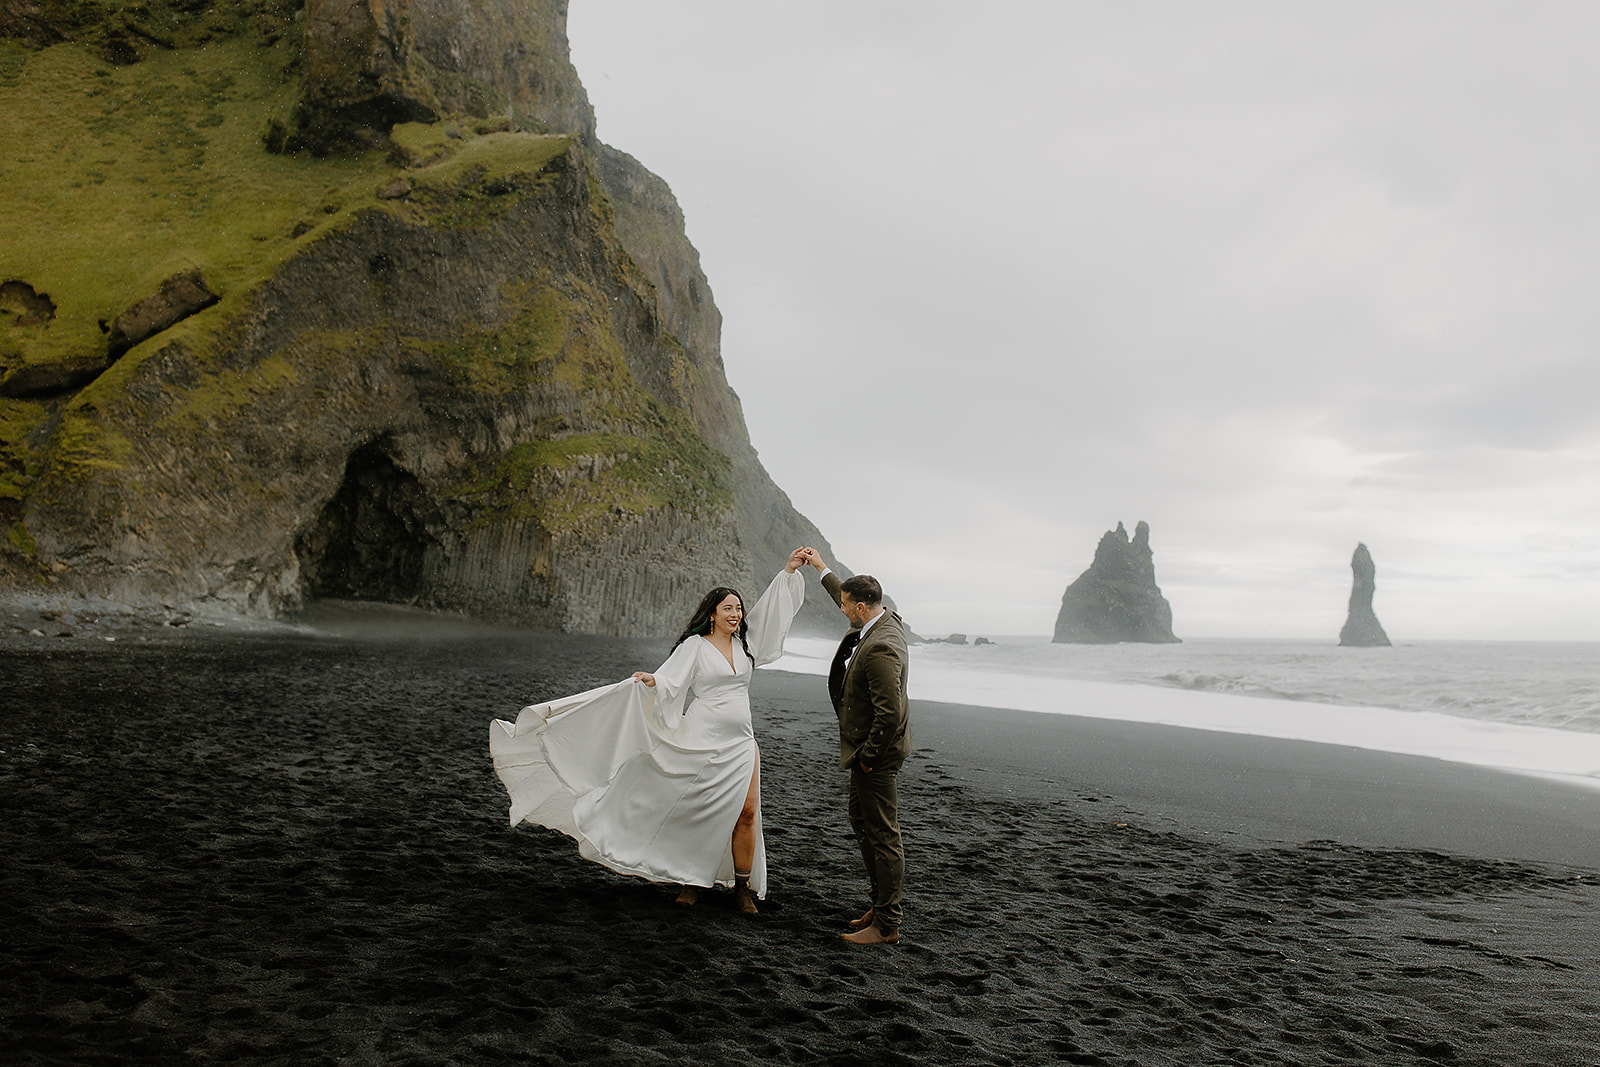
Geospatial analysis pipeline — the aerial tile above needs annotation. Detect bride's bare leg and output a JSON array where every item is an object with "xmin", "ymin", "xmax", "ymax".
[
  {"xmin": 731, "ymin": 749, "xmax": 761, "ymax": 872},
  {"xmin": 730, "ymin": 752, "xmax": 761, "ymax": 915}
]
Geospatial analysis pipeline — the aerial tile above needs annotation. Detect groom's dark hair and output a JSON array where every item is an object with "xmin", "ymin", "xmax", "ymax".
[{"xmin": 840, "ymin": 574, "xmax": 882, "ymax": 605}]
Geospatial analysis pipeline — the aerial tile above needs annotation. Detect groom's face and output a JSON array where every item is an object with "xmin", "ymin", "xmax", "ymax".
[{"xmin": 839, "ymin": 593, "xmax": 867, "ymax": 629}]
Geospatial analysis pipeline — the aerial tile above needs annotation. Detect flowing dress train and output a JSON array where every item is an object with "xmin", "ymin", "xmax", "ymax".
[{"xmin": 489, "ymin": 569, "xmax": 804, "ymax": 898}]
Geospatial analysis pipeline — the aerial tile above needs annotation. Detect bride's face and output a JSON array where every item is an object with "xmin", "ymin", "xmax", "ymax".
[{"xmin": 713, "ymin": 594, "xmax": 743, "ymax": 636}]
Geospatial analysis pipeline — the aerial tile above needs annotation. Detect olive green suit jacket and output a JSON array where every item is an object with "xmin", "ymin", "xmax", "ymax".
[{"xmin": 822, "ymin": 571, "xmax": 912, "ymax": 770}]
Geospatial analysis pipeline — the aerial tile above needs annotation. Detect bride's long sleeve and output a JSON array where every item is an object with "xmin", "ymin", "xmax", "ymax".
[
  {"xmin": 744, "ymin": 569, "xmax": 806, "ymax": 668},
  {"xmin": 646, "ymin": 637, "xmax": 701, "ymax": 730}
]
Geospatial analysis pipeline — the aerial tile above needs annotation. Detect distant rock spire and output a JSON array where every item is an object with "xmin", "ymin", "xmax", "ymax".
[
  {"xmin": 1053, "ymin": 521, "xmax": 1180, "ymax": 644},
  {"xmin": 1338, "ymin": 543, "xmax": 1392, "ymax": 647}
]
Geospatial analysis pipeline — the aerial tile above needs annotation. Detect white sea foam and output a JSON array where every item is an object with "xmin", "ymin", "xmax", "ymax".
[{"xmin": 764, "ymin": 637, "xmax": 1600, "ymax": 790}]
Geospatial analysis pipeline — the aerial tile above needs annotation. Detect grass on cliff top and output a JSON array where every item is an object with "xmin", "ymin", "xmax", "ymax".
[
  {"xmin": 397, "ymin": 122, "xmax": 574, "ymax": 227},
  {"xmin": 0, "ymin": 40, "xmax": 576, "ymax": 375},
  {"xmin": 8, "ymin": 0, "xmax": 300, "ymax": 53},
  {"xmin": 0, "ymin": 37, "xmax": 390, "ymax": 368}
]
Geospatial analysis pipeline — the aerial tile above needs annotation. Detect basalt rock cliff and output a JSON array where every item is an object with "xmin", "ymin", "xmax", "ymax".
[
  {"xmin": 0, "ymin": 0, "xmax": 843, "ymax": 635},
  {"xmin": 1338, "ymin": 543, "xmax": 1391, "ymax": 647},
  {"xmin": 1053, "ymin": 521, "xmax": 1180, "ymax": 644}
]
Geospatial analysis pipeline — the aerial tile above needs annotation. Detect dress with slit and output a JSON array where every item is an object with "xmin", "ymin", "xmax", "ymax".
[{"xmin": 488, "ymin": 569, "xmax": 804, "ymax": 898}]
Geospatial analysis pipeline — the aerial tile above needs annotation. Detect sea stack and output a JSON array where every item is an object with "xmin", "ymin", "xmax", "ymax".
[
  {"xmin": 1053, "ymin": 521, "xmax": 1180, "ymax": 644},
  {"xmin": 1338, "ymin": 543, "xmax": 1392, "ymax": 647}
]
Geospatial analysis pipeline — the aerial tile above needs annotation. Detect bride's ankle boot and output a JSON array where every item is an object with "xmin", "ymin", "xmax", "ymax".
[{"xmin": 733, "ymin": 873, "xmax": 758, "ymax": 915}]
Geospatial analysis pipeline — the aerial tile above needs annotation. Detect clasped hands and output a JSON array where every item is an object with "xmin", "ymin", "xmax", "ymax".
[{"xmin": 786, "ymin": 546, "xmax": 828, "ymax": 574}]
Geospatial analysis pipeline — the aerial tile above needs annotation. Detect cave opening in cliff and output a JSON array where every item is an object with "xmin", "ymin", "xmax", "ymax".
[{"xmin": 296, "ymin": 442, "xmax": 441, "ymax": 605}]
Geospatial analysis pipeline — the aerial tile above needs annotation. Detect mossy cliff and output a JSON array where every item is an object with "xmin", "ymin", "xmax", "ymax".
[{"xmin": 0, "ymin": 0, "xmax": 842, "ymax": 635}]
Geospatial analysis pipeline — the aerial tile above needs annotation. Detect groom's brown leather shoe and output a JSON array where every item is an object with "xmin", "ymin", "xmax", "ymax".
[
  {"xmin": 841, "ymin": 925, "xmax": 900, "ymax": 945},
  {"xmin": 848, "ymin": 908, "xmax": 875, "ymax": 930}
]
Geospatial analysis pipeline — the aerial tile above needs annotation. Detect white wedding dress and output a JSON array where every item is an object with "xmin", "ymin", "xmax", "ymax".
[{"xmin": 489, "ymin": 569, "xmax": 804, "ymax": 899}]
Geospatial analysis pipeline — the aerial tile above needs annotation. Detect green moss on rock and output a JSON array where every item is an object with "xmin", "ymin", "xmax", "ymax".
[
  {"xmin": 425, "ymin": 275, "xmax": 735, "ymax": 531},
  {"xmin": 585, "ymin": 167, "xmax": 616, "ymax": 231},
  {"xmin": 457, "ymin": 411, "xmax": 734, "ymax": 536},
  {"xmin": 170, "ymin": 351, "xmax": 303, "ymax": 432},
  {"xmin": 405, "ymin": 131, "xmax": 574, "ymax": 227},
  {"xmin": 422, "ymin": 285, "xmax": 572, "ymax": 396},
  {"xmin": 0, "ymin": 399, "xmax": 43, "ymax": 503},
  {"xmin": 5, "ymin": 520, "xmax": 36, "ymax": 557},
  {"xmin": 42, "ymin": 406, "xmax": 134, "ymax": 484}
]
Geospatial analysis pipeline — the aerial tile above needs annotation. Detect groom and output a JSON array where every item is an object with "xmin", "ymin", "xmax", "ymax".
[{"xmin": 801, "ymin": 549, "xmax": 911, "ymax": 945}]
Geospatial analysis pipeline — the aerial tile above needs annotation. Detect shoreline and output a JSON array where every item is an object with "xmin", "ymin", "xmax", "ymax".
[
  {"xmin": 773, "ymin": 635, "xmax": 1600, "ymax": 797},
  {"xmin": 8, "ymin": 595, "xmax": 1598, "ymax": 808},
  {"xmin": 756, "ymin": 669, "xmax": 1600, "ymax": 871}
]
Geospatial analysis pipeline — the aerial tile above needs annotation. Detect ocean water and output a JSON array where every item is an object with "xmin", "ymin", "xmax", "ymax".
[{"xmin": 766, "ymin": 636, "xmax": 1600, "ymax": 789}]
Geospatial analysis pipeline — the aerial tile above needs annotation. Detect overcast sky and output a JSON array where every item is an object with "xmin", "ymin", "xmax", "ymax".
[{"xmin": 567, "ymin": 2, "xmax": 1599, "ymax": 641}]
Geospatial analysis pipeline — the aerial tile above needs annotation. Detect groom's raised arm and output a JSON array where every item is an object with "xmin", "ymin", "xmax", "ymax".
[{"xmin": 799, "ymin": 548, "xmax": 844, "ymax": 608}]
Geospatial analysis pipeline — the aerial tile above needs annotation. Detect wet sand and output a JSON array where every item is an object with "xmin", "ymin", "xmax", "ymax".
[{"xmin": 2, "ymin": 627, "xmax": 1596, "ymax": 1065}]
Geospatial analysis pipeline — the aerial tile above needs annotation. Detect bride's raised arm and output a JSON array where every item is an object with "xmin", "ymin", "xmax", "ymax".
[{"xmin": 744, "ymin": 553, "xmax": 808, "ymax": 667}]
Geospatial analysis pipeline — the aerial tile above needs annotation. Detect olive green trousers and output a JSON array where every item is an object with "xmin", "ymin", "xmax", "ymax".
[{"xmin": 847, "ymin": 764, "xmax": 905, "ymax": 933}]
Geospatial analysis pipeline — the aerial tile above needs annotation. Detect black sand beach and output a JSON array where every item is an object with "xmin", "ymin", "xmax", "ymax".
[{"xmin": 3, "ymin": 622, "xmax": 1597, "ymax": 1065}]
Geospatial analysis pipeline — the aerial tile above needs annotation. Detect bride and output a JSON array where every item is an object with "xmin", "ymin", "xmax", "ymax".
[{"xmin": 489, "ymin": 548, "xmax": 809, "ymax": 914}]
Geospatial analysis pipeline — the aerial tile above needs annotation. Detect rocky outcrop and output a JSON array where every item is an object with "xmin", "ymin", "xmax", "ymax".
[
  {"xmin": 1053, "ymin": 521, "xmax": 1180, "ymax": 644},
  {"xmin": 106, "ymin": 269, "xmax": 219, "ymax": 361},
  {"xmin": 0, "ymin": 357, "xmax": 108, "ymax": 400},
  {"xmin": 295, "ymin": 0, "xmax": 596, "ymax": 153},
  {"xmin": 0, "ymin": 0, "xmax": 847, "ymax": 636},
  {"xmin": 1338, "ymin": 543, "xmax": 1391, "ymax": 647}
]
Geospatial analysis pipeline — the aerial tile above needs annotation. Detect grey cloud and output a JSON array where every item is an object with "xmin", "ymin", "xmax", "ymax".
[{"xmin": 569, "ymin": 2, "xmax": 1600, "ymax": 638}]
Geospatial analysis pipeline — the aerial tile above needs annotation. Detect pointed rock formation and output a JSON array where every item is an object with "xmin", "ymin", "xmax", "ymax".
[
  {"xmin": 1339, "ymin": 543, "xmax": 1391, "ymax": 647},
  {"xmin": 1053, "ymin": 521, "xmax": 1180, "ymax": 644}
]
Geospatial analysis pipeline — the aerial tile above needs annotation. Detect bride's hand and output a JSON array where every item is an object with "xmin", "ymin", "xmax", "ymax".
[
  {"xmin": 785, "ymin": 547, "xmax": 807, "ymax": 573},
  {"xmin": 631, "ymin": 671, "xmax": 656, "ymax": 687}
]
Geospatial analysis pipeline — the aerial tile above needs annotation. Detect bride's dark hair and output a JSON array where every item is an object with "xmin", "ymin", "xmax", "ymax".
[{"xmin": 672, "ymin": 586, "xmax": 751, "ymax": 660}]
